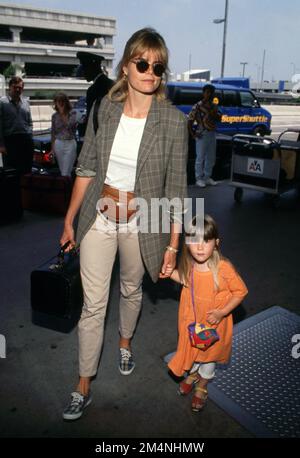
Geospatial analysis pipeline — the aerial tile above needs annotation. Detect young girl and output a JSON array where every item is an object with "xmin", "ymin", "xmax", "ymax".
[{"xmin": 162, "ymin": 214, "xmax": 248, "ymax": 412}]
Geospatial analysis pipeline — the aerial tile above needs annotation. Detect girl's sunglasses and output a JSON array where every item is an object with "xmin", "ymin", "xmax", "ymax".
[{"xmin": 131, "ymin": 59, "xmax": 165, "ymax": 77}]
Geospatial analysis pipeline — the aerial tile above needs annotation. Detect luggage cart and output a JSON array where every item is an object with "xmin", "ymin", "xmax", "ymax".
[{"xmin": 230, "ymin": 131, "xmax": 300, "ymax": 206}]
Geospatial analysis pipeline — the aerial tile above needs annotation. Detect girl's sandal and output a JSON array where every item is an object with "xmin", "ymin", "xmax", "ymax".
[
  {"xmin": 191, "ymin": 387, "xmax": 208, "ymax": 412},
  {"xmin": 178, "ymin": 372, "xmax": 201, "ymax": 396}
]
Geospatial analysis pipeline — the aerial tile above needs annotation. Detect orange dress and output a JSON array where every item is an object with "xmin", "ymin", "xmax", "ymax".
[{"xmin": 168, "ymin": 260, "xmax": 248, "ymax": 377}]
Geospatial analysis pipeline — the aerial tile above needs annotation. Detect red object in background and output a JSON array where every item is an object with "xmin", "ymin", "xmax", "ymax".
[{"xmin": 33, "ymin": 150, "xmax": 55, "ymax": 165}]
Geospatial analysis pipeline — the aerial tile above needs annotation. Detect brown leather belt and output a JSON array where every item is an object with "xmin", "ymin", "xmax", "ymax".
[{"xmin": 99, "ymin": 184, "xmax": 137, "ymax": 223}]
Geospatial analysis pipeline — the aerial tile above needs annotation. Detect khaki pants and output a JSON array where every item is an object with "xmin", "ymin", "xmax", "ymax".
[{"xmin": 78, "ymin": 213, "xmax": 145, "ymax": 377}]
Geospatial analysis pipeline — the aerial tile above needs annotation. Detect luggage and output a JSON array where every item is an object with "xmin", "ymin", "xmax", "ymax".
[
  {"xmin": 31, "ymin": 242, "xmax": 83, "ymax": 319},
  {"xmin": 21, "ymin": 169, "xmax": 73, "ymax": 215},
  {"xmin": 0, "ymin": 165, "xmax": 23, "ymax": 224}
]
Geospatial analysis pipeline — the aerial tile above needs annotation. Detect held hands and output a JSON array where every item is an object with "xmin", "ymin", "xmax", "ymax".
[
  {"xmin": 206, "ymin": 309, "xmax": 225, "ymax": 326},
  {"xmin": 159, "ymin": 250, "xmax": 177, "ymax": 279}
]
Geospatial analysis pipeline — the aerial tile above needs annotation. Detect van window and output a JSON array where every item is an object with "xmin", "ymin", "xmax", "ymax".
[
  {"xmin": 222, "ymin": 90, "xmax": 239, "ymax": 107},
  {"xmin": 240, "ymin": 91, "xmax": 255, "ymax": 107},
  {"xmin": 178, "ymin": 89, "xmax": 202, "ymax": 106}
]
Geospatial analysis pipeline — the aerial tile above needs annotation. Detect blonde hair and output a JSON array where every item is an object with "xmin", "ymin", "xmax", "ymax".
[
  {"xmin": 109, "ymin": 27, "xmax": 169, "ymax": 102},
  {"xmin": 178, "ymin": 214, "xmax": 223, "ymax": 290}
]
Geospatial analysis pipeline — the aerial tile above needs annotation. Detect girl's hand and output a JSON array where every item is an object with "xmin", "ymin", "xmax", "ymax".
[
  {"xmin": 160, "ymin": 250, "xmax": 176, "ymax": 278},
  {"xmin": 206, "ymin": 309, "xmax": 225, "ymax": 326}
]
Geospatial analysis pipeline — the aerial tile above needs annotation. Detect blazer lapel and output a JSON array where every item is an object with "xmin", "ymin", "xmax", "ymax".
[
  {"xmin": 135, "ymin": 97, "xmax": 160, "ymax": 184},
  {"xmin": 98, "ymin": 101, "xmax": 123, "ymax": 179}
]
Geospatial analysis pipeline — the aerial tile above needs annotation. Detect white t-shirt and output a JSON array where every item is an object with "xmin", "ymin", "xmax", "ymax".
[{"xmin": 104, "ymin": 114, "xmax": 146, "ymax": 191}]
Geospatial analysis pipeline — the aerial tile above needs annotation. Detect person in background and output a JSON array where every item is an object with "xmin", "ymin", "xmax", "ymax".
[
  {"xmin": 50, "ymin": 93, "xmax": 77, "ymax": 177},
  {"xmin": 161, "ymin": 214, "xmax": 248, "ymax": 412},
  {"xmin": 60, "ymin": 27, "xmax": 188, "ymax": 421},
  {"xmin": 0, "ymin": 76, "xmax": 33, "ymax": 175},
  {"xmin": 188, "ymin": 84, "xmax": 221, "ymax": 188},
  {"xmin": 76, "ymin": 51, "xmax": 114, "ymax": 136}
]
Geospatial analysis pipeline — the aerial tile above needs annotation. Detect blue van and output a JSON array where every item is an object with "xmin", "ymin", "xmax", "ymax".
[{"xmin": 167, "ymin": 81, "xmax": 272, "ymax": 136}]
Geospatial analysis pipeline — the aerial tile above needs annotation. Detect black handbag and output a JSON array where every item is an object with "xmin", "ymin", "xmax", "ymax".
[{"xmin": 31, "ymin": 242, "xmax": 83, "ymax": 319}]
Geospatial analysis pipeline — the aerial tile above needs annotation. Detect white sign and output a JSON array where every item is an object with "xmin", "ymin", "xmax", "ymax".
[{"xmin": 247, "ymin": 157, "xmax": 264, "ymax": 175}]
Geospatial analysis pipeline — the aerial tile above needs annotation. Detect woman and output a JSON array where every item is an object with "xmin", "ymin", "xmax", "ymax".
[
  {"xmin": 51, "ymin": 92, "xmax": 77, "ymax": 177},
  {"xmin": 60, "ymin": 28, "xmax": 188, "ymax": 420}
]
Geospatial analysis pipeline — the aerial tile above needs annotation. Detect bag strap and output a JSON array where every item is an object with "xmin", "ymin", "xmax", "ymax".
[
  {"xmin": 92, "ymin": 98, "xmax": 101, "ymax": 135},
  {"xmin": 190, "ymin": 263, "xmax": 218, "ymax": 329},
  {"xmin": 190, "ymin": 264, "xmax": 197, "ymax": 322}
]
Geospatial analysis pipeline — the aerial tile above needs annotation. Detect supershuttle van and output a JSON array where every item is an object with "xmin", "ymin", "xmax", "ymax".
[{"xmin": 167, "ymin": 81, "xmax": 272, "ymax": 136}]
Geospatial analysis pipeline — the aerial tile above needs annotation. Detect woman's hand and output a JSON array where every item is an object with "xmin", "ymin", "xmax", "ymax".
[
  {"xmin": 159, "ymin": 250, "xmax": 177, "ymax": 278},
  {"xmin": 206, "ymin": 309, "xmax": 225, "ymax": 326},
  {"xmin": 60, "ymin": 222, "xmax": 76, "ymax": 251}
]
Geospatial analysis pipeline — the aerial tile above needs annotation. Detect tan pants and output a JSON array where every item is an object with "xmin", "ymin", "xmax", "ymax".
[{"xmin": 78, "ymin": 213, "xmax": 145, "ymax": 377}]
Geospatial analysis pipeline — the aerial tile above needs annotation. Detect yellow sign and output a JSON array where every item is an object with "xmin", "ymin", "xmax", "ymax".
[{"xmin": 221, "ymin": 115, "xmax": 269, "ymax": 124}]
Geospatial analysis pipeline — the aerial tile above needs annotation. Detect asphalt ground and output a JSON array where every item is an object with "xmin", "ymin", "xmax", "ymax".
[{"xmin": 0, "ymin": 181, "xmax": 299, "ymax": 439}]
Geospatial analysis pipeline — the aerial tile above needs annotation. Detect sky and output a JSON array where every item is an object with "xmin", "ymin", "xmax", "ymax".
[{"xmin": 6, "ymin": 0, "xmax": 300, "ymax": 81}]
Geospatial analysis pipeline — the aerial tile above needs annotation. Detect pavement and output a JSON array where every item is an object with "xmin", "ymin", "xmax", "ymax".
[{"xmin": 0, "ymin": 181, "xmax": 299, "ymax": 438}]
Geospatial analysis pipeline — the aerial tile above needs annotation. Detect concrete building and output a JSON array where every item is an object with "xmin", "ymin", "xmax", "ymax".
[{"xmin": 0, "ymin": 2, "xmax": 116, "ymax": 97}]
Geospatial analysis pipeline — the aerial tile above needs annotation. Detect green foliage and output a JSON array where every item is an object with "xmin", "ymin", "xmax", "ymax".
[{"xmin": 3, "ymin": 63, "xmax": 23, "ymax": 78}]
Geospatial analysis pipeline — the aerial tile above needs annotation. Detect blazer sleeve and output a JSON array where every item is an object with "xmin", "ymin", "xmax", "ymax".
[
  {"xmin": 75, "ymin": 101, "xmax": 98, "ymax": 177},
  {"xmin": 164, "ymin": 112, "xmax": 188, "ymax": 223}
]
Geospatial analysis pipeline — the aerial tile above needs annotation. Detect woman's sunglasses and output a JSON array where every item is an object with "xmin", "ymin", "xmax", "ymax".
[{"xmin": 131, "ymin": 59, "xmax": 165, "ymax": 77}]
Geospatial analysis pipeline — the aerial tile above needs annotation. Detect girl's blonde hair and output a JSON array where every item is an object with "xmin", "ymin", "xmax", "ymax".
[
  {"xmin": 108, "ymin": 27, "xmax": 169, "ymax": 102},
  {"xmin": 178, "ymin": 214, "xmax": 223, "ymax": 290}
]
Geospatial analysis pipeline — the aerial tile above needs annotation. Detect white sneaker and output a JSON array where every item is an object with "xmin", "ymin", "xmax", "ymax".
[
  {"xmin": 196, "ymin": 179, "xmax": 206, "ymax": 188},
  {"xmin": 205, "ymin": 177, "xmax": 217, "ymax": 186}
]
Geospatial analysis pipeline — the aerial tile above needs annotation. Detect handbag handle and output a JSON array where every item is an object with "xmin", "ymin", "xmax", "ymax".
[{"xmin": 57, "ymin": 241, "xmax": 78, "ymax": 264}]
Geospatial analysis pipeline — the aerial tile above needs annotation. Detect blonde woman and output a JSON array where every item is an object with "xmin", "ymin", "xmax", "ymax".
[
  {"xmin": 60, "ymin": 28, "xmax": 188, "ymax": 420},
  {"xmin": 51, "ymin": 92, "xmax": 77, "ymax": 177},
  {"xmin": 161, "ymin": 215, "xmax": 248, "ymax": 412}
]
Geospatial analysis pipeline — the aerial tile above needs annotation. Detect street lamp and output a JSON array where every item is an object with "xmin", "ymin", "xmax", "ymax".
[
  {"xmin": 213, "ymin": 0, "xmax": 229, "ymax": 78},
  {"xmin": 240, "ymin": 62, "xmax": 248, "ymax": 77}
]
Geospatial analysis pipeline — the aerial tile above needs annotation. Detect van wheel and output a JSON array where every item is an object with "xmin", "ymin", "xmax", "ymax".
[
  {"xmin": 253, "ymin": 126, "xmax": 266, "ymax": 136},
  {"xmin": 234, "ymin": 187, "xmax": 243, "ymax": 203}
]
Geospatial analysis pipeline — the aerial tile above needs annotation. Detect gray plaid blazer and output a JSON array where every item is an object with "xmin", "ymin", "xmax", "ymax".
[{"xmin": 75, "ymin": 95, "xmax": 188, "ymax": 282}]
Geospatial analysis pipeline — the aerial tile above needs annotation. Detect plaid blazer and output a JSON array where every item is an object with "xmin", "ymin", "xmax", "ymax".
[{"xmin": 75, "ymin": 95, "xmax": 188, "ymax": 282}]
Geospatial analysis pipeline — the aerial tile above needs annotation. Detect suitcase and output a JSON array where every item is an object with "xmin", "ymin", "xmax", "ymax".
[
  {"xmin": 31, "ymin": 243, "xmax": 83, "ymax": 319},
  {"xmin": 0, "ymin": 166, "xmax": 23, "ymax": 224},
  {"xmin": 21, "ymin": 170, "xmax": 73, "ymax": 215}
]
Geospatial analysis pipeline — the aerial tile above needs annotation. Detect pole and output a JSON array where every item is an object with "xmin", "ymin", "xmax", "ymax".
[
  {"xmin": 240, "ymin": 62, "xmax": 248, "ymax": 77},
  {"xmin": 220, "ymin": 0, "xmax": 228, "ymax": 77},
  {"xmin": 260, "ymin": 49, "xmax": 266, "ymax": 91}
]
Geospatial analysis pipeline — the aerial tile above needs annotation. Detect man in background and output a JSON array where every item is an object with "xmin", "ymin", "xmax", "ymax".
[
  {"xmin": 0, "ymin": 76, "xmax": 33, "ymax": 175},
  {"xmin": 76, "ymin": 52, "xmax": 114, "ymax": 135}
]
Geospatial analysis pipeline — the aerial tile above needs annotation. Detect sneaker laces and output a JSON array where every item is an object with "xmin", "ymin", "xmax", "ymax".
[
  {"xmin": 70, "ymin": 391, "xmax": 84, "ymax": 406},
  {"xmin": 120, "ymin": 348, "xmax": 132, "ymax": 361}
]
